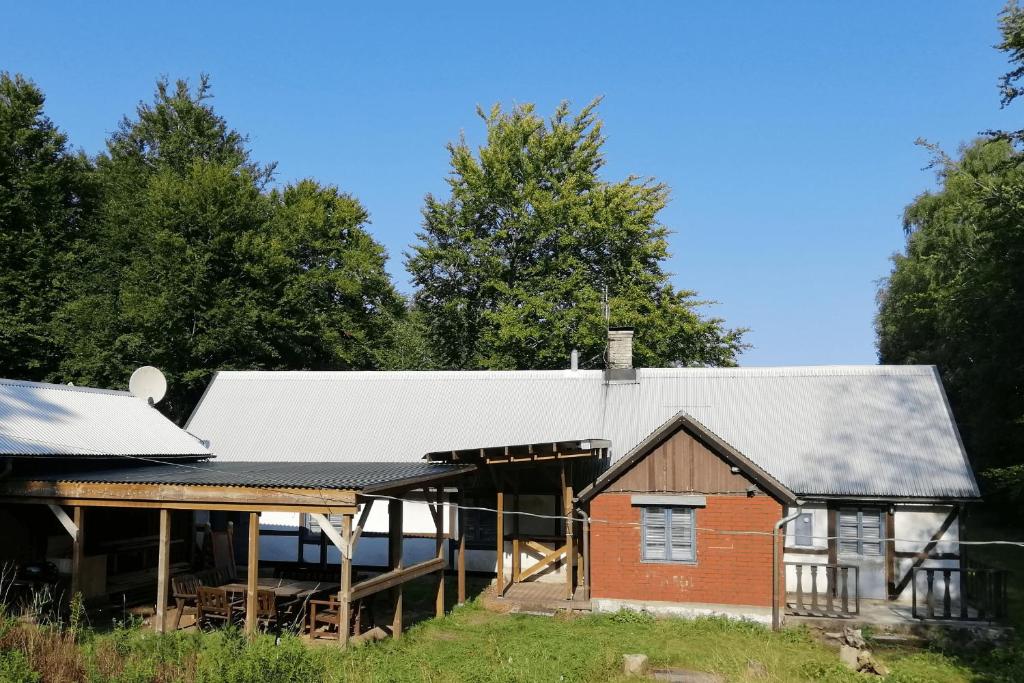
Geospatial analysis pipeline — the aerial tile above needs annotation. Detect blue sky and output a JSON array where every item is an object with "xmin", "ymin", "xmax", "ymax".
[{"xmin": 1, "ymin": 2, "xmax": 1015, "ymax": 365}]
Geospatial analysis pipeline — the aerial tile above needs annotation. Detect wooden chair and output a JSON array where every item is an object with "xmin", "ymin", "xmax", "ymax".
[
  {"xmin": 254, "ymin": 589, "xmax": 281, "ymax": 633},
  {"xmin": 171, "ymin": 574, "xmax": 201, "ymax": 630},
  {"xmin": 196, "ymin": 586, "xmax": 242, "ymax": 630},
  {"xmin": 307, "ymin": 595, "xmax": 371, "ymax": 640}
]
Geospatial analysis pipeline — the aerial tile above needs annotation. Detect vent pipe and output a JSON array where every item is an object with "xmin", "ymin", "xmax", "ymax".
[{"xmin": 570, "ymin": 349, "xmax": 579, "ymax": 371}]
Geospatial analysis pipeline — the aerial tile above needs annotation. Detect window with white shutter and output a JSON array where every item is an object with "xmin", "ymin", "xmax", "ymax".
[
  {"xmin": 642, "ymin": 506, "xmax": 696, "ymax": 563},
  {"xmin": 838, "ymin": 508, "xmax": 883, "ymax": 557}
]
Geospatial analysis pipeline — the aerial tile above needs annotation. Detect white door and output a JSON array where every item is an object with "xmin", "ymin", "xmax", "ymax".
[{"xmin": 838, "ymin": 508, "xmax": 887, "ymax": 599}]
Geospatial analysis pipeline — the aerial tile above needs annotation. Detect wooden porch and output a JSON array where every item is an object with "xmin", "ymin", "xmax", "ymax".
[{"xmin": 0, "ymin": 461, "xmax": 473, "ymax": 646}]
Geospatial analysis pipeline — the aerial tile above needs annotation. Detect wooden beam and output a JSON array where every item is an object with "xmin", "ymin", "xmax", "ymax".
[
  {"xmin": 827, "ymin": 508, "xmax": 838, "ymax": 568},
  {"xmin": 457, "ymin": 490, "xmax": 466, "ymax": 605},
  {"xmin": 893, "ymin": 507, "xmax": 960, "ymax": 597},
  {"xmin": 245, "ymin": 511, "xmax": 259, "ymax": 635},
  {"xmin": 885, "ymin": 508, "xmax": 896, "ymax": 599},
  {"xmin": 350, "ymin": 499, "xmax": 375, "ymax": 555},
  {"xmin": 155, "ymin": 509, "xmax": 171, "ymax": 633},
  {"xmin": 339, "ymin": 515, "xmax": 352, "ymax": 646},
  {"xmin": 309, "ymin": 513, "xmax": 348, "ymax": 558},
  {"xmin": 496, "ymin": 489, "xmax": 505, "ymax": 596},
  {"xmin": 562, "ymin": 461, "xmax": 574, "ymax": 601},
  {"xmin": 0, "ymin": 480, "xmax": 358, "ymax": 511},
  {"xmin": 349, "ymin": 557, "xmax": 446, "ymax": 601},
  {"xmin": 511, "ymin": 492, "xmax": 520, "ymax": 584},
  {"xmin": 70, "ymin": 506, "xmax": 84, "ymax": 600},
  {"xmin": 0, "ymin": 495, "xmax": 357, "ymax": 514},
  {"xmin": 388, "ymin": 498, "xmax": 403, "ymax": 637},
  {"xmin": 435, "ymin": 486, "xmax": 445, "ymax": 618},
  {"xmin": 47, "ymin": 504, "xmax": 79, "ymax": 540},
  {"xmin": 517, "ymin": 543, "xmax": 569, "ymax": 582}
]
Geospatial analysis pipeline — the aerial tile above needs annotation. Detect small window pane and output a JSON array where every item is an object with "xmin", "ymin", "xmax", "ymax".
[
  {"xmin": 669, "ymin": 508, "xmax": 694, "ymax": 561},
  {"xmin": 794, "ymin": 513, "xmax": 813, "ymax": 546},
  {"xmin": 643, "ymin": 507, "xmax": 667, "ymax": 560}
]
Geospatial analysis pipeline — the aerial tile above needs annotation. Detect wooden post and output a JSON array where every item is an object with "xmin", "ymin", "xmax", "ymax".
[
  {"xmin": 435, "ymin": 486, "xmax": 445, "ymax": 618},
  {"xmin": 388, "ymin": 498, "xmax": 404, "ymax": 636},
  {"xmin": 496, "ymin": 489, "xmax": 504, "ymax": 595},
  {"xmin": 512, "ymin": 492, "xmax": 520, "ymax": 584},
  {"xmin": 339, "ymin": 514, "xmax": 352, "ymax": 645},
  {"xmin": 885, "ymin": 507, "xmax": 896, "ymax": 599},
  {"xmin": 155, "ymin": 509, "xmax": 171, "ymax": 633},
  {"xmin": 561, "ymin": 462, "xmax": 574, "ymax": 601},
  {"xmin": 70, "ymin": 506, "xmax": 84, "ymax": 600},
  {"xmin": 457, "ymin": 490, "xmax": 466, "ymax": 605},
  {"xmin": 245, "ymin": 511, "xmax": 260, "ymax": 635}
]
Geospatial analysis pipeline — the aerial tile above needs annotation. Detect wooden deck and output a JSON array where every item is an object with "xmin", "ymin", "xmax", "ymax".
[{"xmin": 487, "ymin": 581, "xmax": 591, "ymax": 614}]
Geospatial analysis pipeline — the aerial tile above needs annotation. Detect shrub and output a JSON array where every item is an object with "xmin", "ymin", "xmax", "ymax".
[
  {"xmin": 610, "ymin": 608, "xmax": 654, "ymax": 625},
  {"xmin": 0, "ymin": 649, "xmax": 40, "ymax": 683},
  {"xmin": 196, "ymin": 629, "xmax": 323, "ymax": 683}
]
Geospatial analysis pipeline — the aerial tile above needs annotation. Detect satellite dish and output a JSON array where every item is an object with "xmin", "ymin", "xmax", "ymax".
[{"xmin": 129, "ymin": 366, "xmax": 167, "ymax": 405}]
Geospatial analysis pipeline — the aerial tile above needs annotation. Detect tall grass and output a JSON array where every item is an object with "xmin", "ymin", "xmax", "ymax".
[{"xmin": 0, "ymin": 595, "xmax": 1019, "ymax": 682}]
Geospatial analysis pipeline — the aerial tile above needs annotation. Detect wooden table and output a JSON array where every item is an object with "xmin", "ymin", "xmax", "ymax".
[{"xmin": 220, "ymin": 579, "xmax": 331, "ymax": 600}]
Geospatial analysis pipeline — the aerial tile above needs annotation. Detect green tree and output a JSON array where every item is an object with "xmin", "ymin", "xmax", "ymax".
[
  {"xmin": 57, "ymin": 76, "xmax": 402, "ymax": 420},
  {"xmin": 876, "ymin": 139, "xmax": 1024, "ymax": 480},
  {"xmin": 0, "ymin": 73, "xmax": 92, "ymax": 379},
  {"xmin": 878, "ymin": 3, "xmax": 1024, "ymax": 496},
  {"xmin": 406, "ymin": 99, "xmax": 745, "ymax": 370}
]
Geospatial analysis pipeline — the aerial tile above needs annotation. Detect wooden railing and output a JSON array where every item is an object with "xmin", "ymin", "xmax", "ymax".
[
  {"xmin": 911, "ymin": 566, "xmax": 1009, "ymax": 622},
  {"xmin": 785, "ymin": 563, "xmax": 860, "ymax": 617}
]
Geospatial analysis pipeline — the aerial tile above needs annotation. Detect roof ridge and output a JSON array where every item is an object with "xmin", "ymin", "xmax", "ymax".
[{"xmin": 0, "ymin": 377, "xmax": 134, "ymax": 397}]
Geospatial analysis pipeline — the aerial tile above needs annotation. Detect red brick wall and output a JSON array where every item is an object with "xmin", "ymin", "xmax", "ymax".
[{"xmin": 589, "ymin": 493, "xmax": 782, "ymax": 607}]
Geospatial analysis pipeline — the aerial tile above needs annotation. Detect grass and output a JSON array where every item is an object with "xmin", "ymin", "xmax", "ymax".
[{"xmin": 2, "ymin": 598, "xmax": 1021, "ymax": 683}]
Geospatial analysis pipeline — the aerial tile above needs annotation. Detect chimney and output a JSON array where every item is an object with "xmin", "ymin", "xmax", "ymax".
[
  {"xmin": 605, "ymin": 327, "xmax": 637, "ymax": 382},
  {"xmin": 570, "ymin": 349, "xmax": 579, "ymax": 371}
]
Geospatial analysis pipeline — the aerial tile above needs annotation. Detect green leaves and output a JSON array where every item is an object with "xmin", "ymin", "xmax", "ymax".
[
  {"xmin": 0, "ymin": 72, "xmax": 93, "ymax": 380},
  {"xmin": 877, "ymin": 138, "xmax": 1024, "ymax": 479},
  {"xmin": 407, "ymin": 98, "xmax": 745, "ymax": 370},
  {"xmin": 48, "ymin": 77, "xmax": 403, "ymax": 422}
]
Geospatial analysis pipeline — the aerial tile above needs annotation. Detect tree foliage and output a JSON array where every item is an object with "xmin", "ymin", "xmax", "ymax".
[
  {"xmin": 54, "ymin": 77, "xmax": 403, "ymax": 420},
  {"xmin": 877, "ymin": 4, "xmax": 1024, "ymax": 485},
  {"xmin": 0, "ymin": 73, "xmax": 92, "ymax": 379},
  {"xmin": 407, "ymin": 99, "xmax": 745, "ymax": 370},
  {"xmin": 877, "ymin": 139, "xmax": 1024, "ymax": 476}
]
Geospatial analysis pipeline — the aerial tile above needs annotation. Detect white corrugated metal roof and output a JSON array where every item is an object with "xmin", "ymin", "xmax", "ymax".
[
  {"xmin": 0, "ymin": 378, "xmax": 210, "ymax": 457},
  {"xmin": 185, "ymin": 366, "xmax": 979, "ymax": 499}
]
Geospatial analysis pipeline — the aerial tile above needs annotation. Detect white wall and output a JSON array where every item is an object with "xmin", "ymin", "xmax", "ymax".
[
  {"xmin": 894, "ymin": 504, "xmax": 960, "ymax": 604},
  {"xmin": 252, "ymin": 492, "xmax": 570, "ymax": 582},
  {"xmin": 782, "ymin": 503, "xmax": 962, "ymax": 604},
  {"xmin": 783, "ymin": 503, "xmax": 831, "ymax": 593}
]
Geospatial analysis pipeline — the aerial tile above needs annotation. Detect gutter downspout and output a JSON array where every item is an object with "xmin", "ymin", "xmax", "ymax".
[
  {"xmin": 582, "ymin": 508, "xmax": 591, "ymax": 600},
  {"xmin": 772, "ymin": 504, "xmax": 803, "ymax": 631}
]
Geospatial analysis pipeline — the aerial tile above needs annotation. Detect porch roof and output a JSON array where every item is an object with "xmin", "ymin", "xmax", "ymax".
[{"xmin": 0, "ymin": 460, "xmax": 474, "ymax": 513}]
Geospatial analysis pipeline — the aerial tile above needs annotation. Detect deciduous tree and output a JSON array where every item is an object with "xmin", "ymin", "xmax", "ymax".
[
  {"xmin": 407, "ymin": 99, "xmax": 745, "ymax": 370},
  {"xmin": 0, "ymin": 73, "xmax": 92, "ymax": 379}
]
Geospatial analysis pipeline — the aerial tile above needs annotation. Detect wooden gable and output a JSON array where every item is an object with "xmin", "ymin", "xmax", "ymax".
[{"xmin": 602, "ymin": 426, "xmax": 756, "ymax": 495}]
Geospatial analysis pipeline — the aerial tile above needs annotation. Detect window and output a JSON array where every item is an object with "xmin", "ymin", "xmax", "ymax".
[
  {"xmin": 794, "ymin": 512, "xmax": 814, "ymax": 547},
  {"xmin": 641, "ymin": 506, "xmax": 696, "ymax": 563},
  {"xmin": 838, "ymin": 508, "xmax": 883, "ymax": 556},
  {"xmin": 463, "ymin": 495, "xmax": 497, "ymax": 547}
]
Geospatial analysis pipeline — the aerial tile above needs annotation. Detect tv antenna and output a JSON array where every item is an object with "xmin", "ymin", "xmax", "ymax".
[{"xmin": 129, "ymin": 366, "xmax": 167, "ymax": 405}]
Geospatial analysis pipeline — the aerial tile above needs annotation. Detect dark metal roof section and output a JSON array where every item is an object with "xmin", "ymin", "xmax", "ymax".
[{"xmin": 12, "ymin": 461, "xmax": 475, "ymax": 492}]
